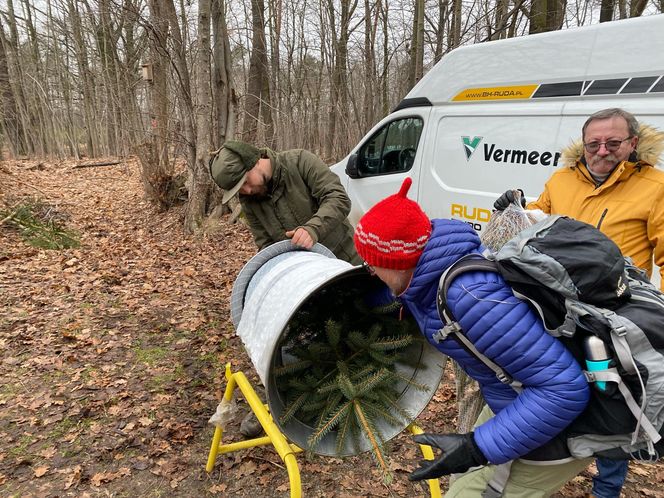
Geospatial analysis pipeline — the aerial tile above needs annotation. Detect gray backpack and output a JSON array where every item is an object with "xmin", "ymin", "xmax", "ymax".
[{"xmin": 436, "ymin": 215, "xmax": 664, "ymax": 461}]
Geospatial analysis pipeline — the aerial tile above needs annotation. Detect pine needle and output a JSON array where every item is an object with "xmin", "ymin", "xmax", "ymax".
[
  {"xmin": 273, "ymin": 359, "xmax": 313, "ymax": 377},
  {"xmin": 370, "ymin": 334, "xmax": 413, "ymax": 351},
  {"xmin": 353, "ymin": 400, "xmax": 387, "ymax": 471},
  {"xmin": 308, "ymin": 401, "xmax": 352, "ymax": 448},
  {"xmin": 388, "ymin": 369, "xmax": 430, "ymax": 392},
  {"xmin": 355, "ymin": 368, "xmax": 391, "ymax": 396},
  {"xmin": 279, "ymin": 391, "xmax": 311, "ymax": 425},
  {"xmin": 325, "ymin": 319, "xmax": 342, "ymax": 348},
  {"xmin": 338, "ymin": 372, "xmax": 357, "ymax": 400},
  {"xmin": 335, "ymin": 407, "xmax": 357, "ymax": 454}
]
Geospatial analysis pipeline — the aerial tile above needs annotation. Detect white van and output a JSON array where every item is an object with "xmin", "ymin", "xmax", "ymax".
[
  {"xmin": 332, "ymin": 14, "xmax": 664, "ymax": 226},
  {"xmin": 331, "ymin": 14, "xmax": 664, "ymax": 285}
]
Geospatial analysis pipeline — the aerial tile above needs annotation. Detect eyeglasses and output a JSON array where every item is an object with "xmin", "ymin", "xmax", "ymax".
[
  {"xmin": 362, "ymin": 262, "xmax": 376, "ymax": 276},
  {"xmin": 583, "ymin": 137, "xmax": 632, "ymax": 154}
]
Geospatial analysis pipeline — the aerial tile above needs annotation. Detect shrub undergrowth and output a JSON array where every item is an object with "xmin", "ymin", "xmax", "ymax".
[{"xmin": 1, "ymin": 199, "xmax": 79, "ymax": 250}]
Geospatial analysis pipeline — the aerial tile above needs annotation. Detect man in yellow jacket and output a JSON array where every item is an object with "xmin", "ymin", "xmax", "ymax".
[{"xmin": 495, "ymin": 107, "xmax": 664, "ymax": 498}]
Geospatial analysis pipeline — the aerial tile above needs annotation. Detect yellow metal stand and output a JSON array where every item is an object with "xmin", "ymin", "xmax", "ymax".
[{"xmin": 206, "ymin": 363, "xmax": 441, "ymax": 498}]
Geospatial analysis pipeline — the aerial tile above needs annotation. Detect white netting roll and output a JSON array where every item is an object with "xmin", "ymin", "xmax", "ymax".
[{"xmin": 481, "ymin": 190, "xmax": 546, "ymax": 252}]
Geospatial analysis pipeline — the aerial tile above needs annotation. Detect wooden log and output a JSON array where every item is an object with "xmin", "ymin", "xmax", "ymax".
[{"xmin": 73, "ymin": 160, "xmax": 121, "ymax": 169}]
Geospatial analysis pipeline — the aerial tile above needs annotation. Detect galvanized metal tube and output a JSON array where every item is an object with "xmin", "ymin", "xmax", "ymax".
[{"xmin": 231, "ymin": 241, "xmax": 446, "ymax": 456}]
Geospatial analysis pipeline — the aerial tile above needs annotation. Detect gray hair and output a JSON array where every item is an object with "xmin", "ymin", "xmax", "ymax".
[{"xmin": 582, "ymin": 108, "xmax": 639, "ymax": 139}]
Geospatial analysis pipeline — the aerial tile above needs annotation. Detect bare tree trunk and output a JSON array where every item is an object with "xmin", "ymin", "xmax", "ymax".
[
  {"xmin": 488, "ymin": 0, "xmax": 526, "ymax": 41},
  {"xmin": 118, "ymin": 1, "xmax": 148, "ymax": 154},
  {"xmin": 507, "ymin": 1, "xmax": 523, "ymax": 37},
  {"xmin": 453, "ymin": 362, "xmax": 485, "ymax": 433},
  {"xmin": 0, "ymin": 26, "xmax": 24, "ymax": 157},
  {"xmin": 67, "ymin": 0, "xmax": 98, "ymax": 157},
  {"xmin": 21, "ymin": 0, "xmax": 51, "ymax": 156},
  {"xmin": 362, "ymin": 0, "xmax": 377, "ymax": 133},
  {"xmin": 434, "ymin": 0, "xmax": 449, "ymax": 61},
  {"xmin": 408, "ymin": 0, "xmax": 424, "ymax": 90},
  {"xmin": 491, "ymin": 0, "xmax": 507, "ymax": 39},
  {"xmin": 618, "ymin": 0, "xmax": 627, "ymax": 19},
  {"xmin": 529, "ymin": 0, "xmax": 546, "ymax": 33},
  {"xmin": 244, "ymin": 0, "xmax": 262, "ymax": 142},
  {"xmin": 184, "ymin": 0, "xmax": 213, "ymax": 233},
  {"xmin": 149, "ymin": 0, "xmax": 171, "ymax": 171},
  {"xmin": 324, "ymin": 0, "xmax": 338, "ymax": 160},
  {"xmin": 448, "ymin": 0, "xmax": 462, "ymax": 50},
  {"xmin": 629, "ymin": 0, "xmax": 648, "ymax": 17},
  {"xmin": 529, "ymin": 0, "xmax": 565, "ymax": 33},
  {"xmin": 325, "ymin": 0, "xmax": 356, "ymax": 160},
  {"xmin": 4, "ymin": 0, "xmax": 36, "ymax": 156},
  {"xmin": 600, "ymin": 0, "xmax": 615, "ymax": 22},
  {"xmin": 95, "ymin": 0, "xmax": 121, "ymax": 155},
  {"xmin": 267, "ymin": 0, "xmax": 282, "ymax": 147},
  {"xmin": 379, "ymin": 0, "xmax": 389, "ymax": 117},
  {"xmin": 48, "ymin": 0, "xmax": 78, "ymax": 158},
  {"xmin": 244, "ymin": 0, "xmax": 272, "ymax": 146},
  {"xmin": 450, "ymin": 362, "xmax": 486, "ymax": 486},
  {"xmin": 212, "ymin": 0, "xmax": 235, "ymax": 148},
  {"xmin": 138, "ymin": 0, "xmax": 175, "ymax": 209},
  {"xmin": 160, "ymin": 0, "xmax": 196, "ymax": 166}
]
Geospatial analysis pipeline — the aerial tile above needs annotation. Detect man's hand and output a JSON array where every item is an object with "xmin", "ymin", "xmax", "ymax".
[
  {"xmin": 493, "ymin": 189, "xmax": 526, "ymax": 211},
  {"xmin": 285, "ymin": 227, "xmax": 314, "ymax": 249},
  {"xmin": 409, "ymin": 432, "xmax": 488, "ymax": 481}
]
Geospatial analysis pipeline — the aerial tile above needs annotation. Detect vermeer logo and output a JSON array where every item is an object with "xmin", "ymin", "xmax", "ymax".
[
  {"xmin": 462, "ymin": 136, "xmax": 561, "ymax": 167},
  {"xmin": 462, "ymin": 136, "xmax": 483, "ymax": 160}
]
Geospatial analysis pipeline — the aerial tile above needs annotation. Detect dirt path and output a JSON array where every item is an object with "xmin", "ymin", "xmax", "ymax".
[{"xmin": 1, "ymin": 159, "xmax": 662, "ymax": 497}]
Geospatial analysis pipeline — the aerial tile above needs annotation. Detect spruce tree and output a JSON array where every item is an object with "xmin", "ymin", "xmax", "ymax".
[{"xmin": 273, "ymin": 278, "xmax": 429, "ymax": 472}]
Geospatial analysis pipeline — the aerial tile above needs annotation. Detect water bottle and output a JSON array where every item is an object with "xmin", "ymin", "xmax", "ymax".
[{"xmin": 583, "ymin": 336, "xmax": 611, "ymax": 391}]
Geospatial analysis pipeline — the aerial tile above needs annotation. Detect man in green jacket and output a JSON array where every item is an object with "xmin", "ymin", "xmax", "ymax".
[{"xmin": 210, "ymin": 140, "xmax": 361, "ymax": 265}]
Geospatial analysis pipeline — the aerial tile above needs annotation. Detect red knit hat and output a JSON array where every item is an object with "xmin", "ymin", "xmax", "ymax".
[{"xmin": 354, "ymin": 178, "xmax": 431, "ymax": 270}]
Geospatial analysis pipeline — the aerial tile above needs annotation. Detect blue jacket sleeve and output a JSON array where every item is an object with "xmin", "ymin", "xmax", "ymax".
[{"xmin": 447, "ymin": 271, "xmax": 590, "ymax": 464}]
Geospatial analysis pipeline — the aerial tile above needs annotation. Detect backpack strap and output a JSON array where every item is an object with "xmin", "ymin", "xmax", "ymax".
[
  {"xmin": 601, "ymin": 310, "xmax": 662, "ymax": 447},
  {"xmin": 481, "ymin": 461, "xmax": 513, "ymax": 498},
  {"xmin": 567, "ymin": 303, "xmax": 662, "ymax": 449},
  {"xmin": 435, "ymin": 254, "xmax": 523, "ymax": 393},
  {"xmin": 436, "ymin": 254, "xmax": 501, "ymax": 323}
]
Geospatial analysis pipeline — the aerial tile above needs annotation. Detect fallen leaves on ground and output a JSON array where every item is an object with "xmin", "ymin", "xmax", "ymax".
[{"xmin": 1, "ymin": 158, "xmax": 662, "ymax": 497}]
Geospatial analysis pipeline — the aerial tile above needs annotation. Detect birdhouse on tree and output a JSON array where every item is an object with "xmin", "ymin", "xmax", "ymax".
[{"xmin": 141, "ymin": 63, "xmax": 153, "ymax": 82}]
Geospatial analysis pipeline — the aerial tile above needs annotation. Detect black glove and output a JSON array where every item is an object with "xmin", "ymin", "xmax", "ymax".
[
  {"xmin": 409, "ymin": 432, "xmax": 488, "ymax": 481},
  {"xmin": 493, "ymin": 189, "xmax": 526, "ymax": 211}
]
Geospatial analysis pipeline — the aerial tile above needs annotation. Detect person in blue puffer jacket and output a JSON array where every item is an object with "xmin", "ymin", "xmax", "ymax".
[{"xmin": 354, "ymin": 178, "xmax": 593, "ymax": 497}]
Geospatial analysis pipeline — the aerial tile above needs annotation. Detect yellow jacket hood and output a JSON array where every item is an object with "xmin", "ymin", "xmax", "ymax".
[{"xmin": 560, "ymin": 123, "xmax": 664, "ymax": 169}]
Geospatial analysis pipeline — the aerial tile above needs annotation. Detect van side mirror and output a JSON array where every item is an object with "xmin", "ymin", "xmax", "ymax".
[{"xmin": 346, "ymin": 153, "xmax": 360, "ymax": 179}]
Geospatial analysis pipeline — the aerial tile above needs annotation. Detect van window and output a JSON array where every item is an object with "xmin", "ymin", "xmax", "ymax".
[{"xmin": 357, "ymin": 117, "xmax": 423, "ymax": 176}]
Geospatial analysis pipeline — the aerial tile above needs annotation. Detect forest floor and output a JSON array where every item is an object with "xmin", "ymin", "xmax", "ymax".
[{"xmin": 1, "ymin": 157, "xmax": 663, "ymax": 498}]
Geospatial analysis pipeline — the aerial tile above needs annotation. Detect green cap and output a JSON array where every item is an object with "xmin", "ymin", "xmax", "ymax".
[{"xmin": 209, "ymin": 141, "xmax": 261, "ymax": 203}]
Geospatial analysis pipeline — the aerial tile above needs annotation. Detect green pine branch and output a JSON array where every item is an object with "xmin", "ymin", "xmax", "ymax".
[
  {"xmin": 279, "ymin": 391, "xmax": 311, "ymax": 425},
  {"xmin": 273, "ymin": 358, "xmax": 313, "ymax": 377},
  {"xmin": 307, "ymin": 400, "xmax": 353, "ymax": 449},
  {"xmin": 370, "ymin": 334, "xmax": 413, "ymax": 351},
  {"xmin": 275, "ymin": 281, "xmax": 426, "ymax": 466}
]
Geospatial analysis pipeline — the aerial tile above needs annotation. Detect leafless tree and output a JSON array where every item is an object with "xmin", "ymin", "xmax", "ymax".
[
  {"xmin": 0, "ymin": 22, "xmax": 25, "ymax": 156},
  {"xmin": 244, "ymin": 0, "xmax": 273, "ymax": 146},
  {"xmin": 529, "ymin": 0, "xmax": 566, "ymax": 33},
  {"xmin": 184, "ymin": 0, "xmax": 213, "ymax": 232},
  {"xmin": 1, "ymin": 0, "xmax": 662, "ymax": 232},
  {"xmin": 211, "ymin": 0, "xmax": 235, "ymax": 147}
]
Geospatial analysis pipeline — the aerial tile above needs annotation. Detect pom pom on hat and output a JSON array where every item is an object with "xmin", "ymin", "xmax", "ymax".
[{"xmin": 354, "ymin": 178, "xmax": 431, "ymax": 270}]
